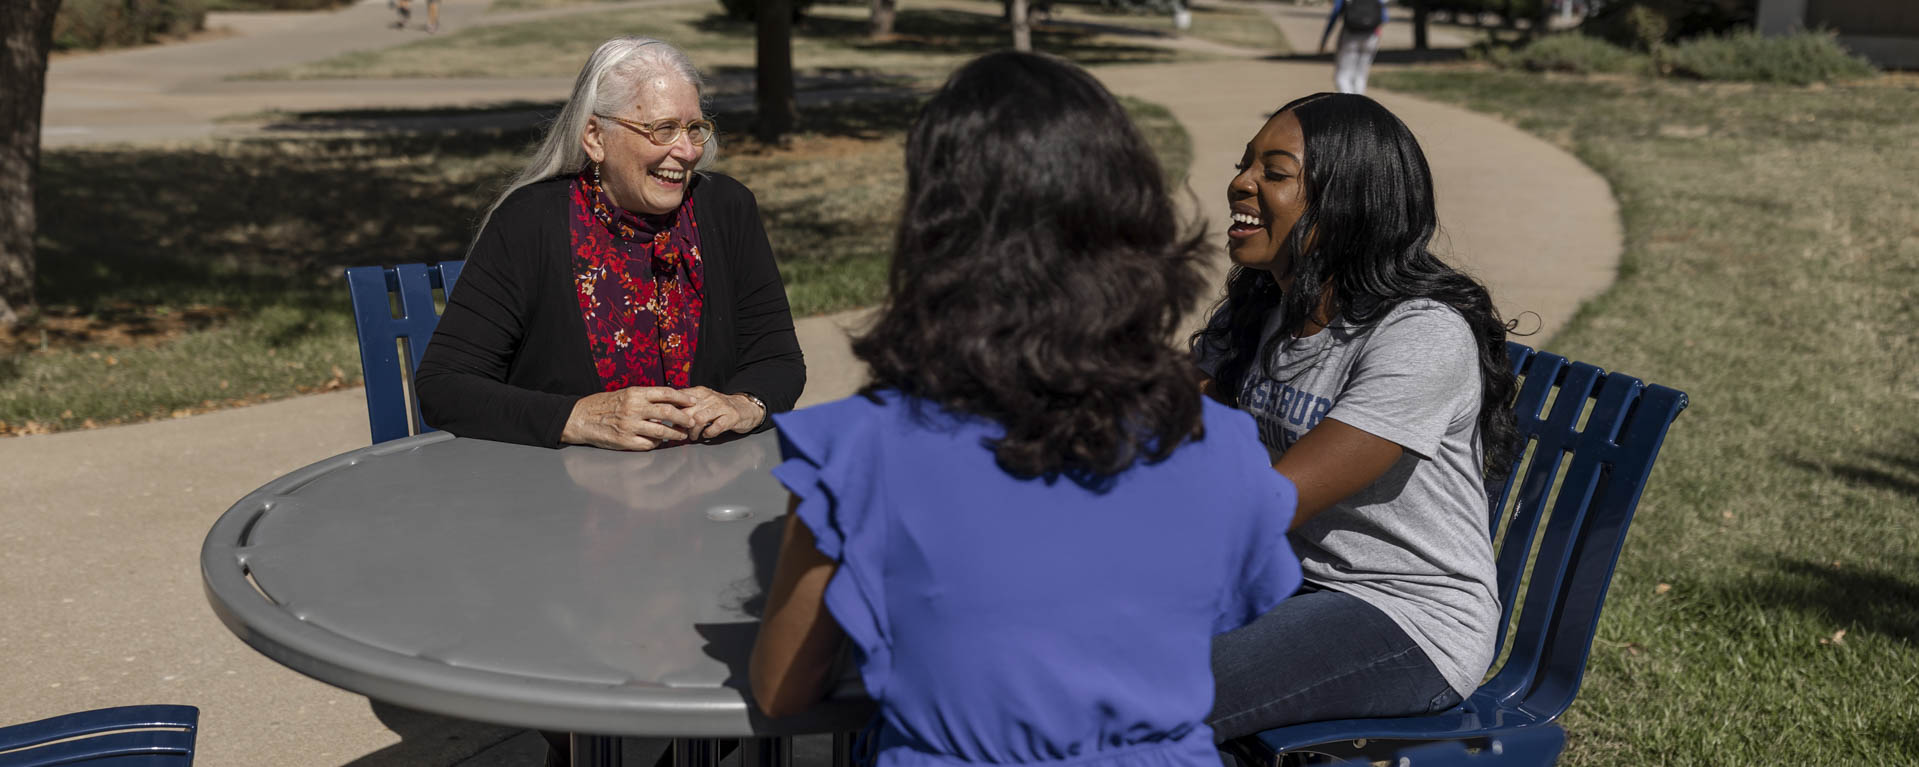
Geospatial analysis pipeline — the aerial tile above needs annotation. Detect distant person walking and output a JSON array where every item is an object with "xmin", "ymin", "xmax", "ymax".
[
  {"xmin": 1318, "ymin": 0, "xmax": 1386, "ymax": 94},
  {"xmin": 390, "ymin": 0, "xmax": 441, "ymax": 33}
]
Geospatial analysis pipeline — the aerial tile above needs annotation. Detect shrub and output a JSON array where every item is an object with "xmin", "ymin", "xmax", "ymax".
[
  {"xmin": 53, "ymin": 0, "xmax": 207, "ymax": 50},
  {"xmin": 1491, "ymin": 33, "xmax": 1652, "ymax": 74},
  {"xmin": 1581, "ymin": 0, "xmax": 1754, "ymax": 50},
  {"xmin": 1666, "ymin": 29, "xmax": 1876, "ymax": 84}
]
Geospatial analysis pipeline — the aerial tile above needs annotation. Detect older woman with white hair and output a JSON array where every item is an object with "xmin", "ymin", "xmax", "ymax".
[{"xmin": 418, "ymin": 37, "xmax": 805, "ymax": 452}]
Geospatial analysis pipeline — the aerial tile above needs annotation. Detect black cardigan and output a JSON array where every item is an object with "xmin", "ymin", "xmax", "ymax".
[{"xmin": 416, "ymin": 173, "xmax": 806, "ymax": 447}]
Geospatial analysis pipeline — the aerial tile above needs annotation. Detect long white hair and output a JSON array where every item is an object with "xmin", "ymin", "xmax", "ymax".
[{"xmin": 475, "ymin": 37, "xmax": 714, "ymax": 237}]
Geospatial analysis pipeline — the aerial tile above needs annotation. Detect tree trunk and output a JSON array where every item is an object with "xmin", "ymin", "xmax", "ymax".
[
  {"xmin": 869, "ymin": 0, "xmax": 896, "ymax": 38},
  {"xmin": 1010, "ymin": 0, "xmax": 1031, "ymax": 52},
  {"xmin": 0, "ymin": 0, "xmax": 59, "ymax": 327},
  {"xmin": 755, "ymin": 0, "xmax": 798, "ymax": 144},
  {"xmin": 1412, "ymin": 0, "xmax": 1430, "ymax": 50}
]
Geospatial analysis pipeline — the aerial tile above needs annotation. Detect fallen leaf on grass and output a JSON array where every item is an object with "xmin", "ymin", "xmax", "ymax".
[
  {"xmin": 60, "ymin": 409, "xmax": 73, "ymax": 419},
  {"xmin": 104, "ymin": 355, "xmax": 117, "ymax": 366},
  {"xmin": 1721, "ymin": 511, "xmax": 1735, "ymax": 520},
  {"xmin": 170, "ymin": 409, "xmax": 192, "ymax": 419},
  {"xmin": 1819, "ymin": 630, "xmax": 1847, "ymax": 646},
  {"xmin": 1655, "ymin": 583, "xmax": 1672, "ymax": 594}
]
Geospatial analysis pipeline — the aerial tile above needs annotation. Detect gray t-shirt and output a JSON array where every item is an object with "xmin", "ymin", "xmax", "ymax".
[{"xmin": 1198, "ymin": 298, "xmax": 1498, "ymax": 698}]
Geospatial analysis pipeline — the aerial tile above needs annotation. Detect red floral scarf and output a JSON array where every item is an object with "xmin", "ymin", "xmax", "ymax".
[{"xmin": 568, "ymin": 172, "xmax": 705, "ymax": 391}]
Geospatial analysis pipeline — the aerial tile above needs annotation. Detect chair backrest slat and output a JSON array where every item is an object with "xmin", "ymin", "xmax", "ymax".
[
  {"xmin": 1527, "ymin": 384, "xmax": 1687, "ymax": 713},
  {"xmin": 345, "ymin": 262, "xmax": 464, "ymax": 444},
  {"xmin": 1477, "ymin": 342, "xmax": 1688, "ymax": 718},
  {"xmin": 0, "ymin": 705, "xmax": 198, "ymax": 767}
]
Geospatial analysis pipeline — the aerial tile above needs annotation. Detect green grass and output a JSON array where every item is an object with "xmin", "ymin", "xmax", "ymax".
[
  {"xmin": 3, "ymin": 96, "xmax": 1190, "ymax": 434},
  {"xmin": 1373, "ymin": 68, "xmax": 1919, "ymax": 765},
  {"xmin": 247, "ymin": 1, "xmax": 1187, "ymax": 81}
]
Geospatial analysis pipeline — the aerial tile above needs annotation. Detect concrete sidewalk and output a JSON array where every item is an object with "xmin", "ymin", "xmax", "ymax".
[{"xmin": 6, "ymin": 4, "xmax": 1620, "ymax": 765}]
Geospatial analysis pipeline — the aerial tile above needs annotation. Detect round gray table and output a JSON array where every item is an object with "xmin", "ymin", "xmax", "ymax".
[{"xmin": 201, "ymin": 431, "xmax": 872, "ymax": 767}]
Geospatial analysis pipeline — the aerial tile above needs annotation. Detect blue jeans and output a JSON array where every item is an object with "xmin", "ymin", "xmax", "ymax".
[{"xmin": 1207, "ymin": 587, "xmax": 1463, "ymax": 741}]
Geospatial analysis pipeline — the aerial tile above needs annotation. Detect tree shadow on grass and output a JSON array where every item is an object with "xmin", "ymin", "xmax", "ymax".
[
  {"xmin": 1788, "ymin": 445, "xmax": 1919, "ymax": 503},
  {"xmin": 30, "ymin": 96, "xmax": 925, "ymax": 334},
  {"xmin": 1719, "ymin": 551, "xmax": 1919, "ymax": 645},
  {"xmin": 710, "ymin": 92, "xmax": 922, "ymax": 144},
  {"xmin": 35, "ymin": 124, "xmax": 545, "ymax": 324},
  {"xmin": 254, "ymin": 101, "xmax": 568, "ymax": 136},
  {"xmin": 1868, "ymin": 718, "xmax": 1919, "ymax": 761}
]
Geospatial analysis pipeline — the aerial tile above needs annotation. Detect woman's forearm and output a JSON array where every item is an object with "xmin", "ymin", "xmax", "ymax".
[{"xmin": 749, "ymin": 504, "xmax": 846, "ymax": 718}]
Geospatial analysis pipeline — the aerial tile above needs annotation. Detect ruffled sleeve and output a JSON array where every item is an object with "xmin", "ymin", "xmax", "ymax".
[
  {"xmin": 769, "ymin": 395, "xmax": 894, "ymax": 699},
  {"xmin": 1210, "ymin": 405, "xmax": 1304, "ymax": 634}
]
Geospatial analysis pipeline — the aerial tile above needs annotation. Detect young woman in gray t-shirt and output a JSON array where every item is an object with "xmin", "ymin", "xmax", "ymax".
[{"xmin": 1193, "ymin": 93, "xmax": 1523, "ymax": 741}]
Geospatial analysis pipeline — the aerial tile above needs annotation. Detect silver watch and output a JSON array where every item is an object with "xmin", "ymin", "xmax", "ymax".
[{"xmin": 738, "ymin": 392, "xmax": 767, "ymax": 416}]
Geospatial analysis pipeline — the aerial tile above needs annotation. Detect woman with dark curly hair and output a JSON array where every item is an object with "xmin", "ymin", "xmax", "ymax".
[
  {"xmin": 1194, "ymin": 92, "xmax": 1522, "ymax": 739},
  {"xmin": 748, "ymin": 52, "xmax": 1303, "ymax": 767}
]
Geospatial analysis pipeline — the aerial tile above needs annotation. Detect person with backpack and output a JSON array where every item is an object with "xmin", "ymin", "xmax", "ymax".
[{"xmin": 1318, "ymin": 0, "xmax": 1387, "ymax": 94}]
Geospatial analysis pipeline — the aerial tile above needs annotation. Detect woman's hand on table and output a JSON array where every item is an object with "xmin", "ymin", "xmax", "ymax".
[
  {"xmin": 562, "ymin": 387, "xmax": 701, "ymax": 451},
  {"xmin": 678, "ymin": 386, "xmax": 767, "ymax": 441}
]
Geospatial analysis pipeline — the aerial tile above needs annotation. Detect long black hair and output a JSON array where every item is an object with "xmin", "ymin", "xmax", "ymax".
[
  {"xmin": 853, "ymin": 51, "xmax": 1210, "ymax": 481},
  {"xmin": 1193, "ymin": 93, "xmax": 1521, "ymax": 480}
]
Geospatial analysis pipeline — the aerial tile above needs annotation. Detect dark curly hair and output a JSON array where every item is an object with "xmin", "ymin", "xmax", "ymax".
[
  {"xmin": 852, "ymin": 51, "xmax": 1210, "ymax": 481},
  {"xmin": 1192, "ymin": 93, "xmax": 1522, "ymax": 481}
]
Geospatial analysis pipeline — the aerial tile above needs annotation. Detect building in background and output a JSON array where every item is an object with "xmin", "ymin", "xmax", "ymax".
[{"xmin": 1758, "ymin": 0, "xmax": 1917, "ymax": 68}]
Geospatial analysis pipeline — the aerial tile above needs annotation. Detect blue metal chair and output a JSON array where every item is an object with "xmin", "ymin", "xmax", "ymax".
[
  {"xmin": 344, "ymin": 261, "xmax": 464, "ymax": 444},
  {"xmin": 1324, "ymin": 726, "xmax": 1565, "ymax": 767},
  {"xmin": 0, "ymin": 705, "xmax": 198, "ymax": 766},
  {"xmin": 1244, "ymin": 342, "xmax": 1689, "ymax": 764}
]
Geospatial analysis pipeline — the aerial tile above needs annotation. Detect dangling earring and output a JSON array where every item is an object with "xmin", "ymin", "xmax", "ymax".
[{"xmin": 592, "ymin": 161, "xmax": 603, "ymax": 188}]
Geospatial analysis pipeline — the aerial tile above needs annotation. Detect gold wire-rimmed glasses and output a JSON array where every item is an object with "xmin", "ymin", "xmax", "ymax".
[{"xmin": 595, "ymin": 114, "xmax": 717, "ymax": 147}]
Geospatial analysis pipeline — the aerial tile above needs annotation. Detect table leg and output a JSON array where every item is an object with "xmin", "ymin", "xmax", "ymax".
[
  {"xmin": 832, "ymin": 732, "xmax": 856, "ymax": 767},
  {"xmin": 571, "ymin": 734, "xmax": 624, "ymax": 767},
  {"xmin": 672, "ymin": 738, "xmax": 722, "ymax": 767},
  {"xmin": 742, "ymin": 737, "xmax": 791, "ymax": 767}
]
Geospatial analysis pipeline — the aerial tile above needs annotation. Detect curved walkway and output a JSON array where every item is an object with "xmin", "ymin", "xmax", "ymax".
[{"xmin": 9, "ymin": 5, "xmax": 1619, "ymax": 765}]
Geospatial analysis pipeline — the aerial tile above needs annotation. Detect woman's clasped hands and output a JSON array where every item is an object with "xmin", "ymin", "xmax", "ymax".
[{"xmin": 561, "ymin": 386, "xmax": 767, "ymax": 451}]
